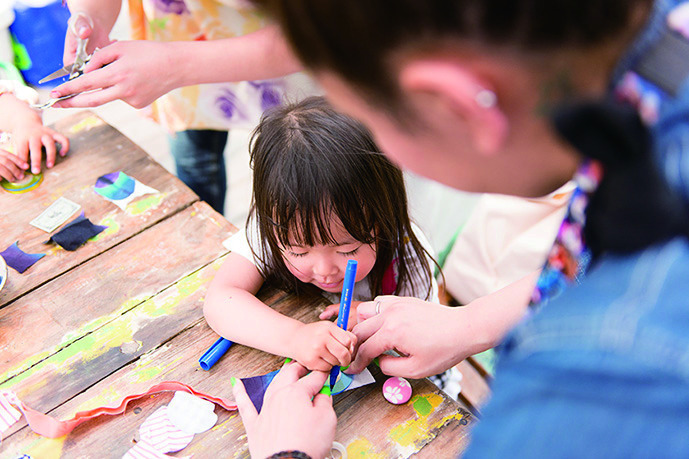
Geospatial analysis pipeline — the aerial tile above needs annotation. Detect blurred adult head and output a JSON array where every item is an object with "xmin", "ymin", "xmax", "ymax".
[{"xmin": 254, "ymin": 1, "xmax": 651, "ymax": 196}]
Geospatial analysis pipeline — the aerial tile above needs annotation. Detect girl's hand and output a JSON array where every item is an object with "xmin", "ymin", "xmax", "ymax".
[
  {"xmin": 319, "ymin": 300, "xmax": 362, "ymax": 330},
  {"xmin": 12, "ymin": 121, "xmax": 70, "ymax": 174},
  {"xmin": 52, "ymin": 40, "xmax": 179, "ymax": 109},
  {"xmin": 233, "ymin": 361, "xmax": 336, "ymax": 459},
  {"xmin": 0, "ymin": 149, "xmax": 29, "ymax": 182},
  {"xmin": 290, "ymin": 321, "xmax": 356, "ymax": 372}
]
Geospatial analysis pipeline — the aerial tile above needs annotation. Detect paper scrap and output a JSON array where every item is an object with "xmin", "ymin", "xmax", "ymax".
[
  {"xmin": 240, "ymin": 367, "xmax": 376, "ymax": 413},
  {"xmin": 94, "ymin": 172, "xmax": 158, "ymax": 210},
  {"xmin": 30, "ymin": 197, "xmax": 81, "ymax": 233},
  {"xmin": 0, "ymin": 391, "xmax": 22, "ymax": 433},
  {"xmin": 139, "ymin": 406, "xmax": 194, "ymax": 452},
  {"xmin": 166, "ymin": 391, "xmax": 217, "ymax": 435}
]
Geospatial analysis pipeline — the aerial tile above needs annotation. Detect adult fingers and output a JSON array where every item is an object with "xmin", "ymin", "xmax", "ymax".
[
  {"xmin": 42, "ymin": 135, "xmax": 56, "ymax": 168},
  {"xmin": 376, "ymin": 353, "xmax": 417, "ymax": 378},
  {"xmin": 71, "ymin": 13, "xmax": 93, "ymax": 40},
  {"xmin": 347, "ymin": 328, "xmax": 393, "ymax": 374},
  {"xmin": 82, "ymin": 44, "xmax": 120, "ymax": 74},
  {"xmin": 295, "ymin": 370, "xmax": 329, "ymax": 399},
  {"xmin": 358, "ymin": 295, "xmax": 397, "ymax": 322},
  {"xmin": 232, "ymin": 378, "xmax": 258, "ymax": 428},
  {"xmin": 63, "ymin": 32, "xmax": 78, "ymax": 66},
  {"xmin": 29, "ymin": 137, "xmax": 43, "ymax": 174},
  {"xmin": 53, "ymin": 86, "xmax": 121, "ymax": 109},
  {"xmin": 53, "ymin": 133, "xmax": 70, "ymax": 156},
  {"xmin": 51, "ymin": 56, "xmax": 118, "ymax": 99},
  {"xmin": 350, "ymin": 313, "xmax": 386, "ymax": 347},
  {"xmin": 312, "ymin": 392, "xmax": 334, "ymax": 411},
  {"xmin": 268, "ymin": 361, "xmax": 308, "ymax": 393},
  {"xmin": 356, "ymin": 300, "xmax": 376, "ymax": 322}
]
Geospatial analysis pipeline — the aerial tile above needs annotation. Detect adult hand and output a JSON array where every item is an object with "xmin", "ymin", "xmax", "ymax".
[
  {"xmin": 318, "ymin": 300, "xmax": 362, "ymax": 330},
  {"xmin": 290, "ymin": 321, "xmax": 356, "ymax": 372},
  {"xmin": 347, "ymin": 296, "xmax": 479, "ymax": 378},
  {"xmin": 233, "ymin": 362, "xmax": 336, "ymax": 459},
  {"xmin": 52, "ymin": 40, "xmax": 178, "ymax": 109},
  {"xmin": 63, "ymin": 12, "xmax": 112, "ymax": 66}
]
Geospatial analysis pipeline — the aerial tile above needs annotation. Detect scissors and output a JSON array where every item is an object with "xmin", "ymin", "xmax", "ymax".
[{"xmin": 38, "ymin": 12, "xmax": 94, "ymax": 84}]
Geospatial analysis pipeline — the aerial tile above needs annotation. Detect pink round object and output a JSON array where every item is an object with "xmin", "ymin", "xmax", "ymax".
[{"xmin": 382, "ymin": 376, "xmax": 412, "ymax": 404}]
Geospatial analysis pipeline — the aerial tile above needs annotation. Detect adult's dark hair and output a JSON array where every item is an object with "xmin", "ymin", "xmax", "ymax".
[
  {"xmin": 254, "ymin": 0, "xmax": 652, "ymax": 111},
  {"xmin": 248, "ymin": 96, "xmax": 436, "ymax": 299}
]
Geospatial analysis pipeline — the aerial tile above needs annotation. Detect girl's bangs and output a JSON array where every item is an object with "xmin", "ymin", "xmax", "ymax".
[{"xmin": 271, "ymin": 197, "xmax": 375, "ymax": 248}]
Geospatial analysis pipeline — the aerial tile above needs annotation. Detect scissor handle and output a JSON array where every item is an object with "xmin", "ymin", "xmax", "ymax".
[
  {"xmin": 68, "ymin": 11, "xmax": 94, "ymax": 39},
  {"xmin": 69, "ymin": 12, "xmax": 94, "ymax": 77}
]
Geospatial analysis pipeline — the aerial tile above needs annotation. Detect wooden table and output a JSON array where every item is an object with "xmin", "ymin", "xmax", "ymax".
[{"xmin": 0, "ymin": 111, "xmax": 473, "ymax": 458}]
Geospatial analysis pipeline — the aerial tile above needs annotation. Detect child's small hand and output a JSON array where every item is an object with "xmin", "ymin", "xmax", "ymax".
[
  {"xmin": 0, "ymin": 149, "xmax": 29, "ymax": 182},
  {"xmin": 319, "ymin": 300, "xmax": 362, "ymax": 330},
  {"xmin": 13, "ymin": 121, "xmax": 70, "ymax": 175},
  {"xmin": 291, "ymin": 321, "xmax": 357, "ymax": 372}
]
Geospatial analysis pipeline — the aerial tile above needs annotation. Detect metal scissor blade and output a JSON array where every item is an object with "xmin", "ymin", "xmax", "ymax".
[{"xmin": 38, "ymin": 65, "xmax": 74, "ymax": 84}]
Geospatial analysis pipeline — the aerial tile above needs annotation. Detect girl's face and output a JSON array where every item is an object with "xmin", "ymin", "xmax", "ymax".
[{"xmin": 279, "ymin": 216, "xmax": 377, "ymax": 293}]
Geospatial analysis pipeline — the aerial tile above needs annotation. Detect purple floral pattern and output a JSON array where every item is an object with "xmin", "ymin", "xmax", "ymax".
[
  {"xmin": 215, "ymin": 89, "xmax": 247, "ymax": 121},
  {"xmin": 153, "ymin": 0, "xmax": 189, "ymax": 15},
  {"xmin": 250, "ymin": 82, "xmax": 282, "ymax": 111}
]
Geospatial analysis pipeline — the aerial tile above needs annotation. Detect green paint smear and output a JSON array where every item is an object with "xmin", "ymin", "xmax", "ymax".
[
  {"xmin": 92, "ymin": 215, "xmax": 120, "ymax": 241},
  {"xmin": 413, "ymin": 396, "xmax": 433, "ymax": 416},
  {"xmin": 126, "ymin": 194, "xmax": 165, "ymax": 216},
  {"xmin": 0, "ymin": 296, "xmax": 143, "ymax": 384},
  {"xmin": 2, "ymin": 258, "xmax": 224, "ymax": 388}
]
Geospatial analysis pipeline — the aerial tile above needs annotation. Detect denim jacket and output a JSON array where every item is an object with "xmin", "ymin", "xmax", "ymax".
[
  {"xmin": 610, "ymin": 0, "xmax": 689, "ymax": 208},
  {"xmin": 465, "ymin": 238, "xmax": 689, "ymax": 458}
]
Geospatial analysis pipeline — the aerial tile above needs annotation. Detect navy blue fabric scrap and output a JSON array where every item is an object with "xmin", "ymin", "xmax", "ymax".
[{"xmin": 47, "ymin": 212, "xmax": 107, "ymax": 251}]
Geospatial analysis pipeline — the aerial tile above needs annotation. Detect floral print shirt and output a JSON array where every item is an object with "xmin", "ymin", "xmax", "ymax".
[{"xmin": 127, "ymin": 0, "xmax": 309, "ymax": 132}]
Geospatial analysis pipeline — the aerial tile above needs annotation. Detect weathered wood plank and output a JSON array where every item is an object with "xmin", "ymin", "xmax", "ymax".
[
  {"xmin": 0, "ymin": 201, "xmax": 235, "ymax": 387},
  {"xmin": 0, "ymin": 111, "xmax": 198, "ymax": 306},
  {"xmin": 456, "ymin": 359, "xmax": 492, "ymax": 414},
  {"xmin": 3, "ymin": 288, "xmax": 471, "ymax": 458}
]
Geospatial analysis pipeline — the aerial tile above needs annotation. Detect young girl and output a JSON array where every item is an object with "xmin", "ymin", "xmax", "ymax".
[{"xmin": 203, "ymin": 96, "xmax": 438, "ymax": 371}]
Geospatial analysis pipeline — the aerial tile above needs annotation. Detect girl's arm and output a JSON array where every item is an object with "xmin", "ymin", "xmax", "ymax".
[{"xmin": 203, "ymin": 253, "xmax": 355, "ymax": 371}]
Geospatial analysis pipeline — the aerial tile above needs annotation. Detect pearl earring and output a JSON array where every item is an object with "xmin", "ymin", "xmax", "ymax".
[{"xmin": 475, "ymin": 89, "xmax": 497, "ymax": 109}]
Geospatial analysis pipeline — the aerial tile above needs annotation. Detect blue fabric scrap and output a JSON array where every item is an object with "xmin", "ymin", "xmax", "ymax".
[
  {"xmin": 0, "ymin": 242, "xmax": 45, "ymax": 273},
  {"xmin": 47, "ymin": 212, "xmax": 107, "ymax": 251}
]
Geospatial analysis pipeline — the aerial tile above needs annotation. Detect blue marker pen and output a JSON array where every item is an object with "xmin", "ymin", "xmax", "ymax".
[
  {"xmin": 329, "ymin": 260, "xmax": 358, "ymax": 389},
  {"xmin": 199, "ymin": 337, "xmax": 233, "ymax": 370}
]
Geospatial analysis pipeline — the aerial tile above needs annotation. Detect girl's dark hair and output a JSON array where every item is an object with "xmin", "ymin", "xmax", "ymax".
[
  {"xmin": 253, "ymin": 0, "xmax": 652, "ymax": 111},
  {"xmin": 248, "ymin": 96, "xmax": 435, "ymax": 299}
]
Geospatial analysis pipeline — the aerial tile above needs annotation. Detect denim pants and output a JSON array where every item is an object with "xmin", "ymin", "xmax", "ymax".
[{"xmin": 169, "ymin": 129, "xmax": 228, "ymax": 214}]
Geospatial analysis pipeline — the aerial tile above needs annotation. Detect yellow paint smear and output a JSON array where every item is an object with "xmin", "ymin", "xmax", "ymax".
[
  {"xmin": 126, "ymin": 193, "xmax": 166, "ymax": 216},
  {"xmin": 21, "ymin": 434, "xmax": 66, "ymax": 459},
  {"xmin": 346, "ymin": 437, "xmax": 386, "ymax": 459},
  {"xmin": 388, "ymin": 394, "xmax": 446, "ymax": 448},
  {"xmin": 68, "ymin": 116, "xmax": 103, "ymax": 134}
]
